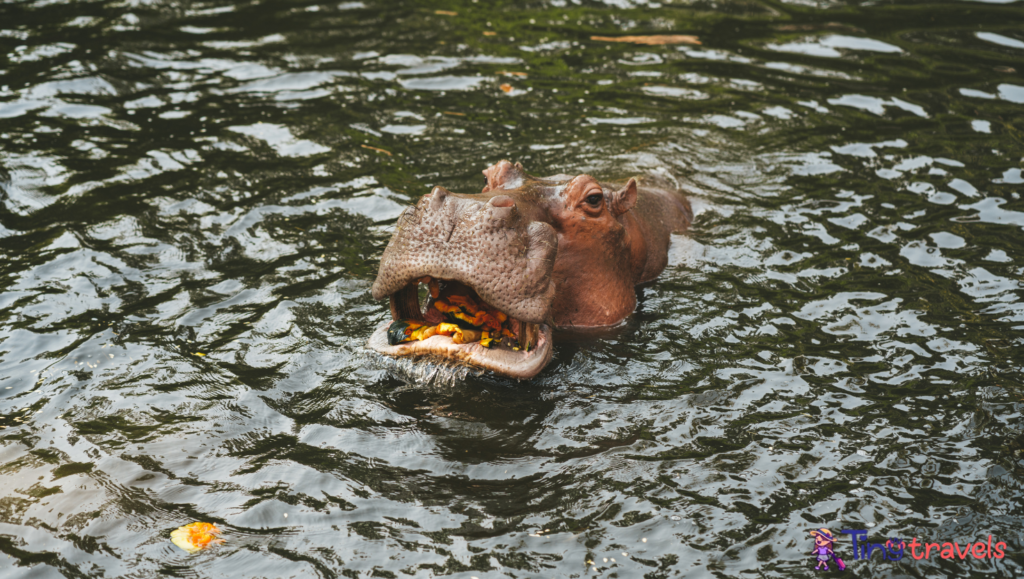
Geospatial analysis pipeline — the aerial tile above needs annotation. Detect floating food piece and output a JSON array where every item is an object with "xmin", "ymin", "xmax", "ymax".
[
  {"xmin": 360, "ymin": 144, "xmax": 392, "ymax": 156},
  {"xmin": 435, "ymin": 10, "xmax": 457, "ymax": 16},
  {"xmin": 500, "ymin": 84, "xmax": 513, "ymax": 93},
  {"xmin": 590, "ymin": 34, "xmax": 701, "ymax": 46},
  {"xmin": 170, "ymin": 522, "xmax": 223, "ymax": 554}
]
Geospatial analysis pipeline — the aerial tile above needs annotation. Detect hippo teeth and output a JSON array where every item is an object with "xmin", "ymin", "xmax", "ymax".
[
  {"xmin": 521, "ymin": 322, "xmax": 539, "ymax": 351},
  {"xmin": 388, "ymin": 284, "xmax": 424, "ymax": 323}
]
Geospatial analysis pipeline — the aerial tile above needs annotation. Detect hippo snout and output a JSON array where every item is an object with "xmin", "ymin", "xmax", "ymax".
[{"xmin": 370, "ymin": 188, "xmax": 557, "ymax": 325}]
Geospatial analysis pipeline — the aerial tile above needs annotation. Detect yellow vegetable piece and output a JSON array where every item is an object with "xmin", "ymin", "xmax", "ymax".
[
  {"xmin": 452, "ymin": 328, "xmax": 482, "ymax": 344},
  {"xmin": 431, "ymin": 323, "xmax": 479, "ymax": 344},
  {"xmin": 435, "ymin": 323, "xmax": 460, "ymax": 336},
  {"xmin": 433, "ymin": 301, "xmax": 460, "ymax": 315},
  {"xmin": 408, "ymin": 325, "xmax": 437, "ymax": 341},
  {"xmin": 434, "ymin": 296, "xmax": 507, "ymax": 331},
  {"xmin": 170, "ymin": 522, "xmax": 224, "ymax": 554}
]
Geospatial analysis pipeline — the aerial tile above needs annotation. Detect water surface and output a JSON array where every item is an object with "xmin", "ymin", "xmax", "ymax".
[{"xmin": 1, "ymin": 0, "xmax": 1023, "ymax": 577}]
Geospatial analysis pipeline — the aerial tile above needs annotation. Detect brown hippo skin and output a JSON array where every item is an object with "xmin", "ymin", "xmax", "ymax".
[{"xmin": 368, "ymin": 160, "xmax": 693, "ymax": 379}]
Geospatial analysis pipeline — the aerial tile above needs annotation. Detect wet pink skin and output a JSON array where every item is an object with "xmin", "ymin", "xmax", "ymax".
[
  {"xmin": 479, "ymin": 160, "xmax": 693, "ymax": 328},
  {"xmin": 369, "ymin": 160, "xmax": 693, "ymax": 378}
]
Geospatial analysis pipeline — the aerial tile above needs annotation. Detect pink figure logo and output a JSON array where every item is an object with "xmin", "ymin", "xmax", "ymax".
[{"xmin": 810, "ymin": 528, "xmax": 846, "ymax": 571}]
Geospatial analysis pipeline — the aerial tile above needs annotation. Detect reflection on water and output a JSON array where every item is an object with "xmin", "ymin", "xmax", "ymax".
[{"xmin": 1, "ymin": 0, "xmax": 1023, "ymax": 576}]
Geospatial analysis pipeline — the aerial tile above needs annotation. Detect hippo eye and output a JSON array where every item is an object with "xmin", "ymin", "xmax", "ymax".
[{"xmin": 585, "ymin": 193, "xmax": 603, "ymax": 207}]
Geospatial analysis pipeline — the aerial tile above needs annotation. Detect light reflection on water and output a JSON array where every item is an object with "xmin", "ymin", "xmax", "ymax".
[{"xmin": 1, "ymin": 0, "xmax": 1023, "ymax": 577}]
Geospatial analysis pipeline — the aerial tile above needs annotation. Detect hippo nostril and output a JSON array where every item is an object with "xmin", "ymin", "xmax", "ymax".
[
  {"xmin": 488, "ymin": 195, "xmax": 515, "ymax": 209},
  {"xmin": 429, "ymin": 186, "xmax": 448, "ymax": 211}
]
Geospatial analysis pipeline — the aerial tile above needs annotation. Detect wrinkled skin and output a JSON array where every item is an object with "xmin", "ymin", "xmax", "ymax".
[{"xmin": 369, "ymin": 160, "xmax": 693, "ymax": 378}]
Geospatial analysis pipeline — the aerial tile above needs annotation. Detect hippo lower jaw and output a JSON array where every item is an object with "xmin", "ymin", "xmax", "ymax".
[
  {"xmin": 367, "ymin": 278, "xmax": 554, "ymax": 380},
  {"xmin": 367, "ymin": 321, "xmax": 553, "ymax": 380}
]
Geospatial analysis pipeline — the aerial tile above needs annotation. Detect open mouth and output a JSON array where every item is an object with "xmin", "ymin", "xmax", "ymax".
[{"xmin": 367, "ymin": 278, "xmax": 553, "ymax": 379}]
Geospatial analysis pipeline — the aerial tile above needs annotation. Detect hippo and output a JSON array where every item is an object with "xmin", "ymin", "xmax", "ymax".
[{"xmin": 368, "ymin": 160, "xmax": 693, "ymax": 379}]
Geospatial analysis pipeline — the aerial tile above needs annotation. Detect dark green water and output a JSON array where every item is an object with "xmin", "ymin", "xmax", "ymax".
[{"xmin": 2, "ymin": 0, "xmax": 1023, "ymax": 576}]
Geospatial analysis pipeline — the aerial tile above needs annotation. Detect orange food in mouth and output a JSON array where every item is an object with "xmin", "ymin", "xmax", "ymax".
[
  {"xmin": 387, "ymin": 286, "xmax": 526, "ymax": 350},
  {"xmin": 433, "ymin": 294, "xmax": 507, "ymax": 332},
  {"xmin": 170, "ymin": 522, "xmax": 224, "ymax": 553}
]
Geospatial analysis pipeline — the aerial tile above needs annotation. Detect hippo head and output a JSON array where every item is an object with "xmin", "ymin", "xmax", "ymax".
[{"xmin": 369, "ymin": 160, "xmax": 641, "ymax": 379}]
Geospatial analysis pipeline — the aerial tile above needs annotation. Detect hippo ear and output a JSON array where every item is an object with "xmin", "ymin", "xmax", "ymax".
[{"xmin": 610, "ymin": 178, "xmax": 637, "ymax": 217}]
